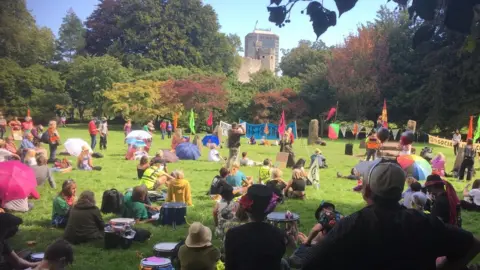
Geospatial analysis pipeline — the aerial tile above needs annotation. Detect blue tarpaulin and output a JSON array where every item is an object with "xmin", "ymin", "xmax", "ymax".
[{"xmin": 239, "ymin": 120, "xmax": 297, "ymax": 140}]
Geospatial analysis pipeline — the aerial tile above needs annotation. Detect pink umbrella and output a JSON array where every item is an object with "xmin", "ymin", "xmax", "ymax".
[{"xmin": 0, "ymin": 161, "xmax": 38, "ymax": 205}]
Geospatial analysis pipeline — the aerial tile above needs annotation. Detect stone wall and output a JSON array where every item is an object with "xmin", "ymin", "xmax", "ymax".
[{"xmin": 237, "ymin": 57, "xmax": 263, "ymax": 83}]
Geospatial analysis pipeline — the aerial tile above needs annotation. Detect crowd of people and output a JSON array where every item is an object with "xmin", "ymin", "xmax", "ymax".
[{"xmin": 2, "ymin": 114, "xmax": 480, "ymax": 270}]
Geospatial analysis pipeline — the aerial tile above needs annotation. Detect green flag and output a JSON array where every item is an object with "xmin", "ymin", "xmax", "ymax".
[
  {"xmin": 189, "ymin": 109, "xmax": 195, "ymax": 134},
  {"xmin": 474, "ymin": 116, "xmax": 480, "ymax": 143}
]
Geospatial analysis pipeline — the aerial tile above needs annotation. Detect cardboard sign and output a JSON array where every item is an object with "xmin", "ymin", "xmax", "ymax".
[
  {"xmin": 407, "ymin": 120, "xmax": 417, "ymax": 132},
  {"xmin": 428, "ymin": 134, "xmax": 480, "ymax": 152},
  {"xmin": 274, "ymin": 152, "xmax": 289, "ymax": 169},
  {"xmin": 453, "ymin": 147, "xmax": 464, "ymax": 171}
]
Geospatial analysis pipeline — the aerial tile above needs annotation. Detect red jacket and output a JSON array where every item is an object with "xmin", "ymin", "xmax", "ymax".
[{"xmin": 88, "ymin": 121, "xmax": 98, "ymax": 135}]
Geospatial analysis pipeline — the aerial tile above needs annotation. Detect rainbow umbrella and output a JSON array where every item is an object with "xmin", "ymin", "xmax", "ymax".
[{"xmin": 397, "ymin": 154, "xmax": 432, "ymax": 180}]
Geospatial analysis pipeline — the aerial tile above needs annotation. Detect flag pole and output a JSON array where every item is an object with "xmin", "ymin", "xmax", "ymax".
[{"xmin": 334, "ymin": 101, "xmax": 339, "ymax": 122}]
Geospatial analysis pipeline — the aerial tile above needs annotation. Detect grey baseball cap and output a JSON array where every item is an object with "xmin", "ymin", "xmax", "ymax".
[{"xmin": 367, "ymin": 162, "xmax": 406, "ymax": 199}]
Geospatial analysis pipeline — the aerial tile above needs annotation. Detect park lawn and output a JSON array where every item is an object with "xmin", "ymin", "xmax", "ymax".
[{"xmin": 7, "ymin": 124, "xmax": 480, "ymax": 269}]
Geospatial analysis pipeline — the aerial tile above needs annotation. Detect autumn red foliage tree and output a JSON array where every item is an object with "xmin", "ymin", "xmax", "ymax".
[
  {"xmin": 251, "ymin": 88, "xmax": 307, "ymax": 123},
  {"xmin": 327, "ymin": 25, "xmax": 389, "ymax": 120}
]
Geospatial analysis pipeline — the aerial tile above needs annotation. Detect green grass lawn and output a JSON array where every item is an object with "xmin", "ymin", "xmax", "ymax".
[{"xmin": 7, "ymin": 125, "xmax": 480, "ymax": 269}]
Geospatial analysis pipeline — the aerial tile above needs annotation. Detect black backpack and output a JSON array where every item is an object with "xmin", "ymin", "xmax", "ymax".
[
  {"xmin": 40, "ymin": 132, "xmax": 50, "ymax": 144},
  {"xmin": 101, "ymin": 189, "xmax": 124, "ymax": 214}
]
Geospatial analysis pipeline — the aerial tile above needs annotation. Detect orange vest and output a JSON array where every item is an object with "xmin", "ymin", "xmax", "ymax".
[{"xmin": 367, "ymin": 137, "xmax": 379, "ymax": 149}]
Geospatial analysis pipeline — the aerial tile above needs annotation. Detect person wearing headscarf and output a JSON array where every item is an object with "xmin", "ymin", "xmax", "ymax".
[
  {"xmin": 0, "ymin": 213, "xmax": 40, "ymax": 269},
  {"xmin": 425, "ymin": 174, "xmax": 461, "ymax": 227},
  {"xmin": 64, "ymin": 191, "xmax": 104, "ymax": 244},
  {"xmin": 224, "ymin": 185, "xmax": 287, "ymax": 270},
  {"xmin": 178, "ymin": 222, "xmax": 221, "ymax": 270}
]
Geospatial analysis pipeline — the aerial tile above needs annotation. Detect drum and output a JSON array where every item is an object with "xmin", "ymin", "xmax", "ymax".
[
  {"xmin": 109, "ymin": 218, "xmax": 135, "ymax": 227},
  {"xmin": 158, "ymin": 202, "xmax": 186, "ymax": 228},
  {"xmin": 140, "ymin": 257, "xmax": 174, "ymax": 270},
  {"xmin": 153, "ymin": 242, "xmax": 178, "ymax": 258},
  {"xmin": 29, "ymin": 252, "xmax": 44, "ymax": 262}
]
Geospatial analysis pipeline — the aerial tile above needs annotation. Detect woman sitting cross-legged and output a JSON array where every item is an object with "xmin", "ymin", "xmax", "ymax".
[
  {"xmin": 284, "ymin": 169, "xmax": 306, "ymax": 199},
  {"xmin": 178, "ymin": 222, "xmax": 221, "ymax": 270},
  {"xmin": 123, "ymin": 185, "xmax": 158, "ymax": 223},
  {"xmin": 224, "ymin": 185, "xmax": 287, "ymax": 270},
  {"xmin": 64, "ymin": 190, "xmax": 104, "ymax": 244},
  {"xmin": 77, "ymin": 145, "xmax": 102, "ymax": 171},
  {"xmin": 52, "ymin": 179, "xmax": 77, "ymax": 228},
  {"xmin": 167, "ymin": 170, "xmax": 193, "ymax": 206}
]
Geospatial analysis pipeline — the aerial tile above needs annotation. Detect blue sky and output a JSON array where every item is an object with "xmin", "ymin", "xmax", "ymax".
[{"xmin": 27, "ymin": 0, "xmax": 396, "ymax": 53}]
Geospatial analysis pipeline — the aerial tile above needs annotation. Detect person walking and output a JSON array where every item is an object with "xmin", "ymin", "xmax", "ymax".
[
  {"xmin": 47, "ymin": 120, "xmax": 60, "ymax": 163},
  {"xmin": 88, "ymin": 117, "xmax": 99, "ymax": 150},
  {"xmin": 452, "ymin": 129, "xmax": 462, "ymax": 156},
  {"xmin": 160, "ymin": 120, "xmax": 167, "ymax": 140},
  {"xmin": 99, "ymin": 117, "xmax": 108, "ymax": 150},
  {"xmin": 0, "ymin": 115, "xmax": 6, "ymax": 139},
  {"xmin": 459, "ymin": 139, "xmax": 476, "ymax": 181},
  {"xmin": 227, "ymin": 123, "xmax": 245, "ymax": 169},
  {"xmin": 167, "ymin": 121, "xmax": 173, "ymax": 139}
]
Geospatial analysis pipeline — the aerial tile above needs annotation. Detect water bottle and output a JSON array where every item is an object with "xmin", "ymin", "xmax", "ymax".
[{"xmin": 314, "ymin": 181, "xmax": 320, "ymax": 190}]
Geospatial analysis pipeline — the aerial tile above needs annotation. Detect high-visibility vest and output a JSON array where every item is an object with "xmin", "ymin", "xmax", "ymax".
[{"xmin": 367, "ymin": 137, "xmax": 379, "ymax": 149}]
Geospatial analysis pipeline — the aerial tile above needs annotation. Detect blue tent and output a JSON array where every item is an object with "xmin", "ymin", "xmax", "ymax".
[
  {"xmin": 175, "ymin": 143, "xmax": 201, "ymax": 160},
  {"xmin": 202, "ymin": 135, "xmax": 220, "ymax": 146}
]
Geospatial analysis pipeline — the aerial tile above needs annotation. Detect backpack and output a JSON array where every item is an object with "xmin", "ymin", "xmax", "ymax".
[
  {"xmin": 92, "ymin": 152, "xmax": 104, "ymax": 158},
  {"xmin": 171, "ymin": 239, "xmax": 185, "ymax": 269},
  {"xmin": 40, "ymin": 132, "xmax": 50, "ymax": 144},
  {"xmin": 101, "ymin": 189, "xmax": 124, "ymax": 214},
  {"xmin": 208, "ymin": 176, "xmax": 223, "ymax": 195}
]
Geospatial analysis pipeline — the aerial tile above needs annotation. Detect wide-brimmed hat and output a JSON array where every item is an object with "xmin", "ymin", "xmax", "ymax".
[
  {"xmin": 239, "ymin": 185, "xmax": 279, "ymax": 218},
  {"xmin": 185, "ymin": 222, "xmax": 212, "ymax": 248}
]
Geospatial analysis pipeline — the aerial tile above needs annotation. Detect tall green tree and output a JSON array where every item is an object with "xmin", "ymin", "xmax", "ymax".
[
  {"xmin": 57, "ymin": 9, "xmax": 86, "ymax": 61},
  {"xmin": 280, "ymin": 40, "xmax": 328, "ymax": 78},
  {"xmin": 0, "ymin": 0, "xmax": 55, "ymax": 67},
  {"xmin": 65, "ymin": 55, "xmax": 133, "ymax": 118}
]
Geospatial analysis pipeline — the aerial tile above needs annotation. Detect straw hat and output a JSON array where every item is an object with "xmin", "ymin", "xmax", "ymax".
[{"xmin": 185, "ymin": 222, "xmax": 212, "ymax": 248}]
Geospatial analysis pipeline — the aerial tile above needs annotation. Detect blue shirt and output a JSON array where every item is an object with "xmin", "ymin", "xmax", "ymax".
[
  {"xmin": 20, "ymin": 139, "xmax": 35, "ymax": 150},
  {"xmin": 226, "ymin": 171, "xmax": 247, "ymax": 187}
]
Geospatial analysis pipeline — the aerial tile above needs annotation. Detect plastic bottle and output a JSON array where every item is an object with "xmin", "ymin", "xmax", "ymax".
[{"xmin": 314, "ymin": 181, "xmax": 320, "ymax": 190}]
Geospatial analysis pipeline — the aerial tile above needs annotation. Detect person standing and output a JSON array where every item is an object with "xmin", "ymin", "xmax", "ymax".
[
  {"xmin": 227, "ymin": 123, "xmax": 245, "ymax": 169},
  {"xmin": 167, "ymin": 121, "xmax": 173, "ymax": 139},
  {"xmin": 99, "ymin": 117, "xmax": 108, "ymax": 150},
  {"xmin": 287, "ymin": 127, "xmax": 295, "ymax": 144},
  {"xmin": 459, "ymin": 139, "xmax": 476, "ymax": 181},
  {"xmin": 0, "ymin": 115, "xmax": 6, "ymax": 139},
  {"xmin": 452, "ymin": 129, "xmax": 462, "ymax": 156},
  {"xmin": 365, "ymin": 131, "xmax": 379, "ymax": 161},
  {"xmin": 124, "ymin": 119, "xmax": 132, "ymax": 137},
  {"xmin": 160, "ymin": 120, "xmax": 167, "ymax": 140},
  {"xmin": 88, "ymin": 117, "xmax": 99, "ymax": 150},
  {"xmin": 279, "ymin": 131, "xmax": 296, "ymax": 168},
  {"xmin": 47, "ymin": 120, "xmax": 60, "ymax": 163}
]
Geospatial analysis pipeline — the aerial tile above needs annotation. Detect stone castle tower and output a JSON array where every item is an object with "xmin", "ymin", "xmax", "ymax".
[{"xmin": 254, "ymin": 40, "xmax": 275, "ymax": 72}]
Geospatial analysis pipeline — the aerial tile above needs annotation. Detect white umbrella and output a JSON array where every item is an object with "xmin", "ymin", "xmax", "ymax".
[
  {"xmin": 64, "ymin": 138, "xmax": 92, "ymax": 157},
  {"xmin": 126, "ymin": 130, "xmax": 152, "ymax": 140}
]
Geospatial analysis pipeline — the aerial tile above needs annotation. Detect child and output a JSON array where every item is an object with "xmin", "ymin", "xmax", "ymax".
[
  {"xmin": 24, "ymin": 149, "xmax": 37, "ymax": 166},
  {"xmin": 167, "ymin": 170, "xmax": 192, "ymax": 206},
  {"xmin": 258, "ymin": 159, "xmax": 272, "ymax": 184},
  {"xmin": 431, "ymin": 153, "xmax": 446, "ymax": 177},
  {"xmin": 403, "ymin": 182, "xmax": 426, "ymax": 209},
  {"xmin": 123, "ymin": 185, "xmax": 153, "ymax": 222},
  {"xmin": 309, "ymin": 149, "xmax": 327, "ymax": 168},
  {"xmin": 208, "ymin": 144, "xmax": 222, "ymax": 162},
  {"xmin": 137, "ymin": 156, "xmax": 150, "ymax": 179},
  {"xmin": 52, "ymin": 179, "xmax": 77, "ymax": 228},
  {"xmin": 402, "ymin": 177, "xmax": 418, "ymax": 201}
]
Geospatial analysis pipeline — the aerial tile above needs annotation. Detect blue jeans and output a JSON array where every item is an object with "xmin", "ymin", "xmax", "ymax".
[
  {"xmin": 161, "ymin": 130, "xmax": 166, "ymax": 140},
  {"xmin": 90, "ymin": 134, "xmax": 97, "ymax": 150},
  {"xmin": 48, "ymin": 143, "xmax": 57, "ymax": 162}
]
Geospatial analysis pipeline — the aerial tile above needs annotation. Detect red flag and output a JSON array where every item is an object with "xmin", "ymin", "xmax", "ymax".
[
  {"xmin": 325, "ymin": 107, "xmax": 336, "ymax": 121},
  {"xmin": 468, "ymin": 115, "xmax": 474, "ymax": 140},
  {"xmin": 206, "ymin": 111, "xmax": 213, "ymax": 127},
  {"xmin": 278, "ymin": 110, "xmax": 286, "ymax": 137},
  {"xmin": 382, "ymin": 99, "xmax": 388, "ymax": 128},
  {"xmin": 27, "ymin": 109, "xmax": 31, "ymax": 117}
]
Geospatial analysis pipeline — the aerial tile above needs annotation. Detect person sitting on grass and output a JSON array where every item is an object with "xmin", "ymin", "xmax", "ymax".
[
  {"xmin": 0, "ymin": 139, "xmax": 19, "ymax": 161},
  {"xmin": 32, "ymin": 155, "xmax": 56, "ymax": 188},
  {"xmin": 258, "ymin": 159, "xmax": 272, "ymax": 184},
  {"xmin": 64, "ymin": 191, "xmax": 104, "ymax": 244},
  {"xmin": 337, "ymin": 168, "xmax": 360, "ymax": 181},
  {"xmin": 309, "ymin": 148, "xmax": 327, "ymax": 168},
  {"xmin": 403, "ymin": 181, "xmax": 426, "ymax": 209},
  {"xmin": 137, "ymin": 156, "xmax": 150, "ymax": 179},
  {"xmin": 461, "ymin": 179, "xmax": 480, "ymax": 211},
  {"xmin": 167, "ymin": 170, "xmax": 193, "ymax": 206},
  {"xmin": 139, "ymin": 159, "xmax": 174, "ymax": 191},
  {"xmin": 239, "ymin": 152, "xmax": 261, "ymax": 167},
  {"xmin": 224, "ymin": 185, "xmax": 287, "ymax": 270},
  {"xmin": 123, "ymin": 185, "xmax": 156, "ymax": 223},
  {"xmin": 213, "ymin": 182, "xmax": 238, "ymax": 239},
  {"xmin": 284, "ymin": 169, "xmax": 306, "ymax": 199},
  {"xmin": 425, "ymin": 174, "xmax": 461, "ymax": 227},
  {"xmin": 226, "ymin": 163, "xmax": 253, "ymax": 195},
  {"xmin": 33, "ymin": 239, "xmax": 74, "ymax": 270},
  {"xmin": 52, "ymin": 179, "xmax": 77, "ymax": 228},
  {"xmin": 77, "ymin": 145, "xmax": 102, "ymax": 171},
  {"xmin": 208, "ymin": 144, "xmax": 222, "ymax": 162},
  {"xmin": 208, "ymin": 167, "xmax": 230, "ymax": 201},
  {"xmin": 249, "ymin": 136, "xmax": 256, "ymax": 145},
  {"xmin": 150, "ymin": 150, "xmax": 168, "ymax": 168},
  {"xmin": 178, "ymin": 222, "xmax": 221, "ymax": 270},
  {"xmin": 259, "ymin": 136, "xmax": 270, "ymax": 146},
  {"xmin": 0, "ymin": 213, "xmax": 41, "ymax": 270},
  {"xmin": 23, "ymin": 149, "xmax": 37, "ymax": 166},
  {"xmin": 4, "ymin": 136, "xmax": 18, "ymax": 155},
  {"xmin": 266, "ymin": 168, "xmax": 288, "ymax": 199},
  {"xmin": 293, "ymin": 158, "xmax": 308, "ymax": 178}
]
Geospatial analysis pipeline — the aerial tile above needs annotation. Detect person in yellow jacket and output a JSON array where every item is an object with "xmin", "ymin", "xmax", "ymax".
[
  {"xmin": 139, "ymin": 159, "xmax": 174, "ymax": 190},
  {"xmin": 167, "ymin": 170, "xmax": 193, "ymax": 206}
]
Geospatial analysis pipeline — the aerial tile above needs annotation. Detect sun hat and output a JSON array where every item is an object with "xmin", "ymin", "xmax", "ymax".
[
  {"xmin": 315, "ymin": 148, "xmax": 322, "ymax": 154},
  {"xmin": 185, "ymin": 222, "xmax": 212, "ymax": 248},
  {"xmin": 239, "ymin": 185, "xmax": 279, "ymax": 218},
  {"xmin": 366, "ymin": 160, "xmax": 406, "ymax": 199}
]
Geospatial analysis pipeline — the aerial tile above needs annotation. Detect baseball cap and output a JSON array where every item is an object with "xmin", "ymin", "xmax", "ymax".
[{"xmin": 367, "ymin": 161, "xmax": 406, "ymax": 199}]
